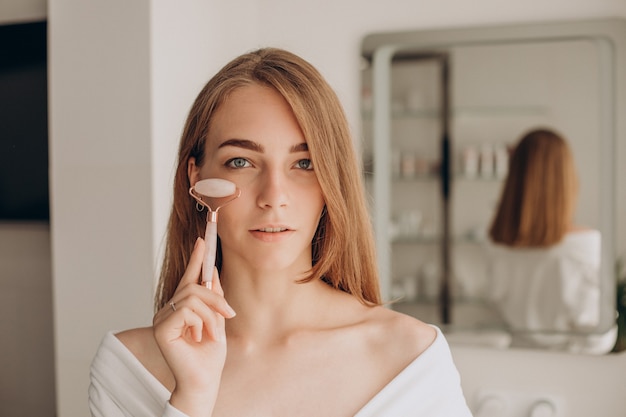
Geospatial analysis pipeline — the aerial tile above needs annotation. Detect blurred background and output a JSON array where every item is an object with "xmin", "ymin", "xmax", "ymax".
[{"xmin": 1, "ymin": 1, "xmax": 626, "ymax": 416}]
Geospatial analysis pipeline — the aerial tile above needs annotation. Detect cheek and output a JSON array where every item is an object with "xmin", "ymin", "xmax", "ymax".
[
  {"xmin": 308, "ymin": 184, "xmax": 325, "ymax": 210},
  {"xmin": 302, "ymin": 189, "xmax": 325, "ymax": 223},
  {"xmin": 216, "ymin": 216, "xmax": 238, "ymax": 248},
  {"xmin": 215, "ymin": 199, "xmax": 245, "ymax": 236}
]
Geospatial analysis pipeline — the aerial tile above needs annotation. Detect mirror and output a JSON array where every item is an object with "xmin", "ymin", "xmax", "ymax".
[{"xmin": 360, "ymin": 18, "xmax": 625, "ymax": 354}]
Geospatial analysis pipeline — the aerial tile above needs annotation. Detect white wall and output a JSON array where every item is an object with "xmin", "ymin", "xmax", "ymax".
[
  {"xmin": 44, "ymin": 1, "xmax": 626, "ymax": 416},
  {"xmin": 49, "ymin": 2, "xmax": 154, "ymax": 416}
]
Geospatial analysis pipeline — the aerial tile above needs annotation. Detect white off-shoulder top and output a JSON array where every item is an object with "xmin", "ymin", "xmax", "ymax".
[
  {"xmin": 89, "ymin": 326, "xmax": 473, "ymax": 417},
  {"xmin": 486, "ymin": 229, "xmax": 616, "ymax": 354}
]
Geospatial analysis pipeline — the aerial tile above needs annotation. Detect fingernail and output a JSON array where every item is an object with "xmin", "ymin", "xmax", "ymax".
[
  {"xmin": 225, "ymin": 303, "xmax": 236, "ymax": 318},
  {"xmin": 194, "ymin": 237, "xmax": 201, "ymax": 249}
]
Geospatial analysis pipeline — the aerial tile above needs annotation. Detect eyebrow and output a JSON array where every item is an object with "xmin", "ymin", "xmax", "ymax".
[{"xmin": 218, "ymin": 138, "xmax": 309, "ymax": 153}]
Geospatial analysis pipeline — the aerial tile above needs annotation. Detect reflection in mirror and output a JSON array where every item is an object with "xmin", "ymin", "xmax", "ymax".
[
  {"xmin": 360, "ymin": 19, "xmax": 624, "ymax": 354},
  {"xmin": 486, "ymin": 128, "xmax": 616, "ymax": 354}
]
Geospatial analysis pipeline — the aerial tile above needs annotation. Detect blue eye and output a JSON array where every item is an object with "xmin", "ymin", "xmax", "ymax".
[
  {"xmin": 226, "ymin": 158, "xmax": 250, "ymax": 168},
  {"xmin": 297, "ymin": 159, "xmax": 313, "ymax": 170}
]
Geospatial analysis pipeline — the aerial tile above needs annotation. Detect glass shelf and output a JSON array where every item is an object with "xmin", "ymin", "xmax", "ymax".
[
  {"xmin": 391, "ymin": 235, "xmax": 488, "ymax": 244},
  {"xmin": 363, "ymin": 171, "xmax": 506, "ymax": 182},
  {"xmin": 361, "ymin": 104, "xmax": 549, "ymax": 120},
  {"xmin": 391, "ymin": 299, "xmax": 508, "ymax": 332}
]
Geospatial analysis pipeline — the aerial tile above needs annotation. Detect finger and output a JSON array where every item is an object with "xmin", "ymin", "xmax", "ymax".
[
  {"xmin": 203, "ymin": 267, "xmax": 236, "ymax": 318},
  {"xmin": 173, "ymin": 297, "xmax": 225, "ymax": 342},
  {"xmin": 157, "ymin": 302, "xmax": 222, "ymax": 344},
  {"xmin": 211, "ymin": 276, "xmax": 236, "ymax": 318},
  {"xmin": 178, "ymin": 293, "xmax": 235, "ymax": 323},
  {"xmin": 179, "ymin": 237, "xmax": 206, "ymax": 287},
  {"xmin": 166, "ymin": 281, "xmax": 235, "ymax": 319},
  {"xmin": 152, "ymin": 298, "xmax": 180, "ymax": 326},
  {"xmin": 211, "ymin": 267, "xmax": 224, "ymax": 296},
  {"xmin": 154, "ymin": 305, "xmax": 206, "ymax": 344}
]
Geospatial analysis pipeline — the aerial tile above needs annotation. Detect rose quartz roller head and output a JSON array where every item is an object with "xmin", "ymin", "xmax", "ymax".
[{"xmin": 189, "ymin": 178, "xmax": 241, "ymax": 289}]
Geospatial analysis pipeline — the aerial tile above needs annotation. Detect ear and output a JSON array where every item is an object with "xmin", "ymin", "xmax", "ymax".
[{"xmin": 188, "ymin": 157, "xmax": 201, "ymax": 187}]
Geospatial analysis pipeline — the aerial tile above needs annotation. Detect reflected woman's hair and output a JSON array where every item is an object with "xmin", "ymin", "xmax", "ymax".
[{"xmin": 489, "ymin": 128, "xmax": 578, "ymax": 247}]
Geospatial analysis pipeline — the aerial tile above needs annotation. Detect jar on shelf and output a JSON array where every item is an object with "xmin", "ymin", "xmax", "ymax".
[
  {"xmin": 494, "ymin": 145, "xmax": 509, "ymax": 178},
  {"xmin": 461, "ymin": 146, "xmax": 479, "ymax": 177},
  {"xmin": 479, "ymin": 144, "xmax": 494, "ymax": 177},
  {"xmin": 400, "ymin": 151, "xmax": 416, "ymax": 178}
]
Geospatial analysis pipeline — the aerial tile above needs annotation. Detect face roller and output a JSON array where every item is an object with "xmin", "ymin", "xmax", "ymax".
[{"xmin": 189, "ymin": 178, "xmax": 241, "ymax": 289}]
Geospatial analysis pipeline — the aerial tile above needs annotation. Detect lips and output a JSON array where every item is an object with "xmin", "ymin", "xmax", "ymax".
[
  {"xmin": 250, "ymin": 223, "xmax": 292, "ymax": 232},
  {"xmin": 256, "ymin": 227, "xmax": 289, "ymax": 233},
  {"xmin": 249, "ymin": 225, "xmax": 294, "ymax": 242}
]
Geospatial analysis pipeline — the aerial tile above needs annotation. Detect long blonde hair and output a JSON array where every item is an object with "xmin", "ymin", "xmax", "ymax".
[
  {"xmin": 155, "ymin": 48, "xmax": 380, "ymax": 310},
  {"xmin": 489, "ymin": 128, "xmax": 578, "ymax": 247}
]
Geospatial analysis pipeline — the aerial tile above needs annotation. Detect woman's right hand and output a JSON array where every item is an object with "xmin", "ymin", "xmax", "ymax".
[{"xmin": 153, "ymin": 237, "xmax": 236, "ymax": 417}]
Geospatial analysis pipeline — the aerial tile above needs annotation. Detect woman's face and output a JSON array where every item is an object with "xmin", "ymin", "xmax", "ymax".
[{"xmin": 189, "ymin": 84, "xmax": 325, "ymax": 275}]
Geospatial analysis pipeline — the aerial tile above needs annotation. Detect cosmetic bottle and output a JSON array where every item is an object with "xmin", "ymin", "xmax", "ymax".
[
  {"xmin": 479, "ymin": 144, "xmax": 494, "ymax": 178},
  {"xmin": 462, "ymin": 146, "xmax": 478, "ymax": 177},
  {"xmin": 494, "ymin": 145, "xmax": 509, "ymax": 178}
]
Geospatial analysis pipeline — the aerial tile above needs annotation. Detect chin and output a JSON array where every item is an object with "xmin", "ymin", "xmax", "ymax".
[{"xmin": 246, "ymin": 249, "xmax": 312, "ymax": 274}]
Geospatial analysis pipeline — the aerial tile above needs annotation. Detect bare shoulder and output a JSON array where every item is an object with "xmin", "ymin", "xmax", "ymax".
[
  {"xmin": 115, "ymin": 326, "xmax": 157, "ymax": 357},
  {"xmin": 363, "ymin": 305, "xmax": 437, "ymax": 360},
  {"xmin": 328, "ymin": 289, "xmax": 437, "ymax": 361},
  {"xmin": 332, "ymin": 303, "xmax": 438, "ymax": 389},
  {"xmin": 115, "ymin": 327, "xmax": 174, "ymax": 390}
]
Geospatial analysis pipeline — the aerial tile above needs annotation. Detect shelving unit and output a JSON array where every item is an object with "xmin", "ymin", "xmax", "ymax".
[{"xmin": 361, "ymin": 45, "xmax": 554, "ymax": 328}]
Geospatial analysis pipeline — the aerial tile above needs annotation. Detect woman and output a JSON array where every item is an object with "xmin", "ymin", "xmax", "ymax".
[
  {"xmin": 89, "ymin": 48, "xmax": 471, "ymax": 416},
  {"xmin": 487, "ymin": 128, "xmax": 616, "ymax": 354}
]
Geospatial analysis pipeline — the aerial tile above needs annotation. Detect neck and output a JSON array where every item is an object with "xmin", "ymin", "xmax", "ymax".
[{"xmin": 220, "ymin": 263, "xmax": 334, "ymax": 343}]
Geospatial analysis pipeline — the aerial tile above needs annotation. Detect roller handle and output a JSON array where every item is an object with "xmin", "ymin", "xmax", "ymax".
[{"xmin": 202, "ymin": 220, "xmax": 217, "ymax": 289}]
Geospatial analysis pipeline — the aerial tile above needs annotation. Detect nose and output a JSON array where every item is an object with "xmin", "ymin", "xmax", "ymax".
[{"xmin": 256, "ymin": 169, "xmax": 288, "ymax": 209}]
